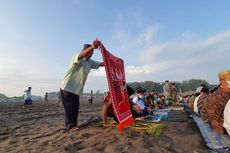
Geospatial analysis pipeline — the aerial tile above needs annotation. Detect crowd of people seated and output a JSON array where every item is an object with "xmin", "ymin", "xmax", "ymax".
[
  {"xmin": 102, "ymin": 70, "xmax": 230, "ymax": 136},
  {"xmin": 102, "ymin": 83, "xmax": 179, "ymax": 126},
  {"xmin": 186, "ymin": 70, "xmax": 230, "ymax": 135}
]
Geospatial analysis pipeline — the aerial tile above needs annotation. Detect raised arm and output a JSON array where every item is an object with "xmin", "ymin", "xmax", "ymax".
[{"xmin": 78, "ymin": 40, "xmax": 101, "ymax": 60}]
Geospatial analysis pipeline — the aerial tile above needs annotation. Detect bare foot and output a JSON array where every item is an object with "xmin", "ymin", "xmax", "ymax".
[{"xmin": 103, "ymin": 123, "xmax": 111, "ymax": 128}]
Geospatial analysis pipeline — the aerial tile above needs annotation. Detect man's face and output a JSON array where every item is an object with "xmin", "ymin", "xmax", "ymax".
[
  {"xmin": 227, "ymin": 80, "xmax": 230, "ymax": 88},
  {"xmin": 137, "ymin": 93, "xmax": 144, "ymax": 98},
  {"xmin": 85, "ymin": 50, "xmax": 94, "ymax": 60},
  {"xmin": 221, "ymin": 78, "xmax": 230, "ymax": 89}
]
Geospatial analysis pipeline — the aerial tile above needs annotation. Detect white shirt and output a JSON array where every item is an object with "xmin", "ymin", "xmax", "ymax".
[
  {"xmin": 24, "ymin": 90, "xmax": 32, "ymax": 100},
  {"xmin": 61, "ymin": 53, "xmax": 101, "ymax": 95},
  {"xmin": 223, "ymin": 99, "xmax": 230, "ymax": 135},
  {"xmin": 132, "ymin": 96, "xmax": 145, "ymax": 110},
  {"xmin": 193, "ymin": 95, "xmax": 200, "ymax": 113}
]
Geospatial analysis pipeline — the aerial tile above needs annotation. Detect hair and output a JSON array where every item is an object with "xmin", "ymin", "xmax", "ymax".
[
  {"xmin": 136, "ymin": 88, "xmax": 143, "ymax": 94},
  {"xmin": 82, "ymin": 44, "xmax": 92, "ymax": 50},
  {"xmin": 127, "ymin": 85, "xmax": 135, "ymax": 96},
  {"xmin": 146, "ymin": 95, "xmax": 151, "ymax": 100},
  {"xmin": 199, "ymin": 84, "xmax": 209, "ymax": 94},
  {"xmin": 201, "ymin": 87, "xmax": 209, "ymax": 94},
  {"xmin": 200, "ymin": 83, "xmax": 208, "ymax": 88},
  {"xmin": 165, "ymin": 80, "xmax": 169, "ymax": 83},
  {"xmin": 135, "ymin": 87, "xmax": 142, "ymax": 92}
]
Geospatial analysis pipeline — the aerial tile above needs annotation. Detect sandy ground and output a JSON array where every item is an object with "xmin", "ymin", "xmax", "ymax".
[{"xmin": 0, "ymin": 101, "xmax": 211, "ymax": 153}]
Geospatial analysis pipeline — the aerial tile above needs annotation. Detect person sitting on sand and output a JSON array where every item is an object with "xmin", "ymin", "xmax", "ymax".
[
  {"xmin": 190, "ymin": 86, "xmax": 203, "ymax": 109},
  {"xmin": 224, "ymin": 98, "xmax": 230, "ymax": 135},
  {"xmin": 200, "ymin": 70, "xmax": 230, "ymax": 134},
  {"xmin": 24, "ymin": 87, "xmax": 32, "ymax": 105},
  {"xmin": 197, "ymin": 86, "xmax": 209, "ymax": 114},
  {"xmin": 145, "ymin": 94, "xmax": 155, "ymax": 109},
  {"xmin": 141, "ymin": 88, "xmax": 147, "ymax": 102},
  {"xmin": 150, "ymin": 91, "xmax": 161, "ymax": 109},
  {"xmin": 102, "ymin": 86, "xmax": 141, "ymax": 126},
  {"xmin": 193, "ymin": 85, "xmax": 209, "ymax": 114},
  {"xmin": 132, "ymin": 88, "xmax": 152, "ymax": 116},
  {"xmin": 157, "ymin": 95, "xmax": 166, "ymax": 109},
  {"xmin": 102, "ymin": 92, "xmax": 118, "ymax": 126},
  {"xmin": 188, "ymin": 94, "xmax": 195, "ymax": 107}
]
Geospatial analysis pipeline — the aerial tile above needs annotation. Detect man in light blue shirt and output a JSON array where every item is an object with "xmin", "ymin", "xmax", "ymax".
[
  {"xmin": 60, "ymin": 40, "xmax": 104, "ymax": 131},
  {"xmin": 132, "ymin": 88, "xmax": 149, "ymax": 116}
]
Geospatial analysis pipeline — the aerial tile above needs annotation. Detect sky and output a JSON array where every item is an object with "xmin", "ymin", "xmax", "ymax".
[{"xmin": 0, "ymin": 0, "xmax": 230, "ymax": 97}]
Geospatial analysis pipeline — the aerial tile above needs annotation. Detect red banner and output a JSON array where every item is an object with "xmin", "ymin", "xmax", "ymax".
[{"xmin": 99, "ymin": 44, "xmax": 134, "ymax": 132}]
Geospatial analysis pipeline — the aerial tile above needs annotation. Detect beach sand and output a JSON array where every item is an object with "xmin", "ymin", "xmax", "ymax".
[{"xmin": 0, "ymin": 100, "xmax": 210, "ymax": 153}]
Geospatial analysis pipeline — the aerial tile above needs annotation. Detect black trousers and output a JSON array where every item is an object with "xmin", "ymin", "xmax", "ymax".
[{"xmin": 60, "ymin": 89, "xmax": 79, "ymax": 131}]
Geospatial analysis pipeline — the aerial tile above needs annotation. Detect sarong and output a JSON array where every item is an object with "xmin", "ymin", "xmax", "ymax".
[{"xmin": 99, "ymin": 44, "xmax": 134, "ymax": 132}]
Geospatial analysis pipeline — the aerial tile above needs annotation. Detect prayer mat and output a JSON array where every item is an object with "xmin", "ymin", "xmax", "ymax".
[
  {"xmin": 127, "ymin": 120, "xmax": 165, "ymax": 136},
  {"xmin": 152, "ymin": 111, "xmax": 169, "ymax": 120},
  {"xmin": 168, "ymin": 106, "xmax": 184, "ymax": 111},
  {"xmin": 135, "ymin": 116, "xmax": 161, "ymax": 123},
  {"xmin": 99, "ymin": 44, "xmax": 134, "ymax": 132},
  {"xmin": 99, "ymin": 119, "xmax": 165, "ymax": 136},
  {"xmin": 154, "ymin": 109, "xmax": 171, "ymax": 113},
  {"xmin": 192, "ymin": 115, "xmax": 230, "ymax": 151}
]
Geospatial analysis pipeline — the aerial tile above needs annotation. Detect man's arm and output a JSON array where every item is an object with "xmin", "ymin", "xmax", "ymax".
[
  {"xmin": 133, "ymin": 104, "xmax": 143, "ymax": 114},
  {"xmin": 99, "ymin": 62, "xmax": 104, "ymax": 67},
  {"xmin": 78, "ymin": 40, "xmax": 101, "ymax": 60}
]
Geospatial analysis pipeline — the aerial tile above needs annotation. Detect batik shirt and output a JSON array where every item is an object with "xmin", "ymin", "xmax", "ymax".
[
  {"xmin": 200, "ymin": 97, "xmax": 209, "ymax": 123},
  {"xmin": 200, "ymin": 87, "xmax": 230, "ymax": 133}
]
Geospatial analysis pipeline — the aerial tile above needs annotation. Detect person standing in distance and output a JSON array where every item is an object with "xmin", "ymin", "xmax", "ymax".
[
  {"xmin": 43, "ymin": 92, "xmax": 48, "ymax": 105},
  {"xmin": 24, "ymin": 87, "xmax": 32, "ymax": 105},
  {"xmin": 60, "ymin": 40, "xmax": 104, "ymax": 131}
]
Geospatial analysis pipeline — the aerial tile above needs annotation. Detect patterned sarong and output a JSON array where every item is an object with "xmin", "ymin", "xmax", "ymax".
[{"xmin": 99, "ymin": 44, "xmax": 134, "ymax": 132}]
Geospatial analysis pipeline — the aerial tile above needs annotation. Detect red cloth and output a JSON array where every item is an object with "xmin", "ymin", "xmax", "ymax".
[{"xmin": 99, "ymin": 44, "xmax": 134, "ymax": 132}]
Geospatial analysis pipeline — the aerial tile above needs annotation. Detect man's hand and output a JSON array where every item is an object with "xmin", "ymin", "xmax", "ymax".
[
  {"xmin": 133, "ymin": 104, "xmax": 142, "ymax": 114},
  {"xmin": 92, "ymin": 40, "xmax": 101, "ymax": 49},
  {"xmin": 99, "ymin": 62, "xmax": 104, "ymax": 67}
]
